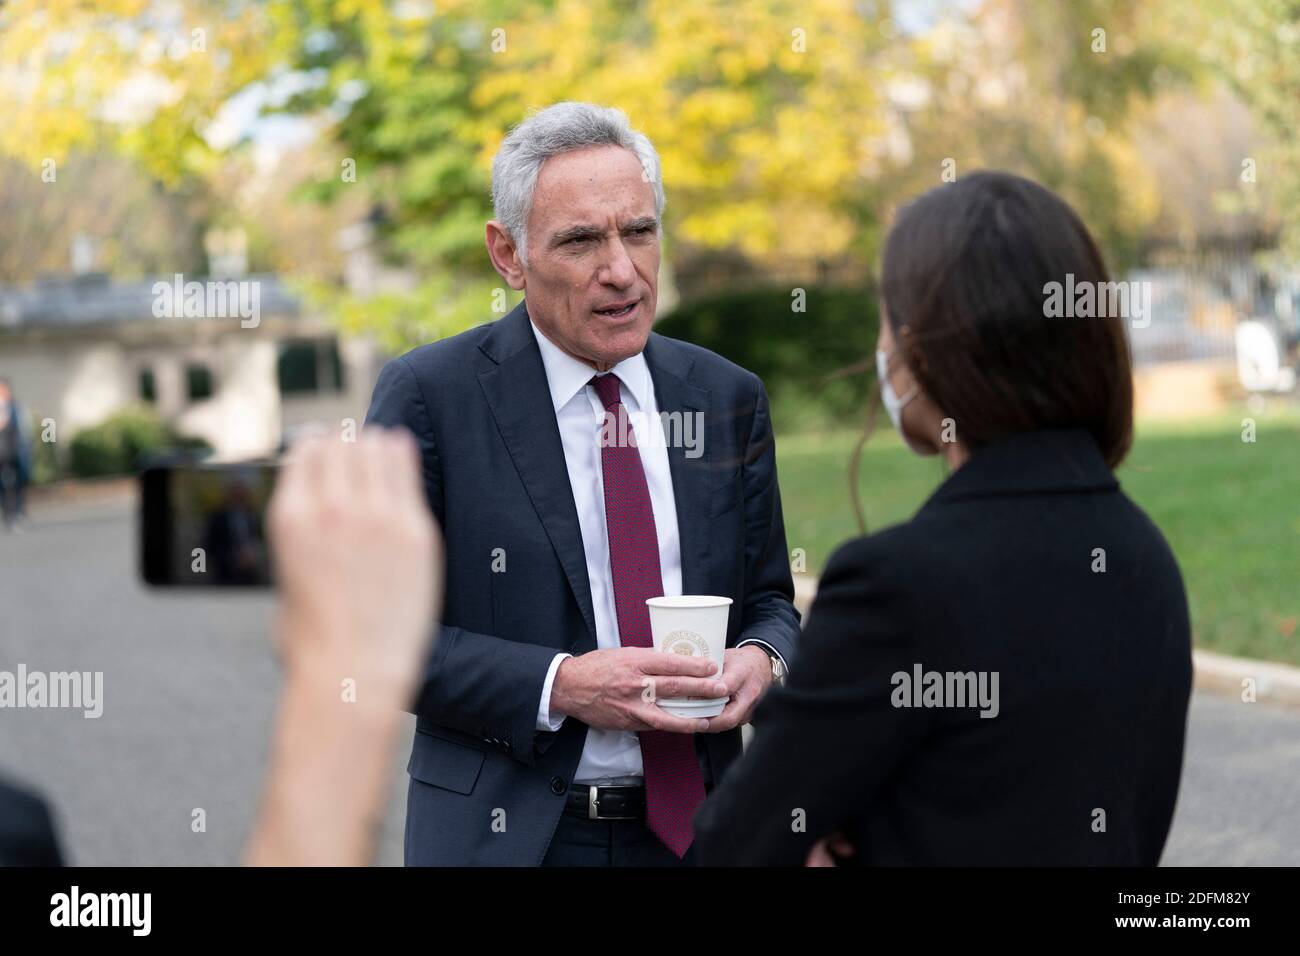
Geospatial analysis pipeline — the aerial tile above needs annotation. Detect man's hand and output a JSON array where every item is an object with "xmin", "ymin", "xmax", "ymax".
[
  {"xmin": 805, "ymin": 832, "xmax": 855, "ymax": 867},
  {"xmin": 551, "ymin": 647, "xmax": 724, "ymax": 734},
  {"xmin": 699, "ymin": 645, "xmax": 773, "ymax": 733}
]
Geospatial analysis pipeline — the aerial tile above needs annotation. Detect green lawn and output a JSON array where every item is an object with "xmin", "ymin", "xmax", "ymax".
[{"xmin": 774, "ymin": 407, "xmax": 1300, "ymax": 667}]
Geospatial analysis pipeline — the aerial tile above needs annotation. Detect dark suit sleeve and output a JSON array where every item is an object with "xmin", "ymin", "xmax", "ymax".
[
  {"xmin": 693, "ymin": 537, "xmax": 931, "ymax": 865},
  {"xmin": 734, "ymin": 380, "xmax": 801, "ymax": 664},
  {"xmin": 366, "ymin": 356, "xmax": 560, "ymax": 766},
  {"xmin": 0, "ymin": 779, "xmax": 65, "ymax": 866}
]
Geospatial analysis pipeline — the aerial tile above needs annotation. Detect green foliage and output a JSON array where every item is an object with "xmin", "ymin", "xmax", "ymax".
[
  {"xmin": 68, "ymin": 406, "xmax": 209, "ymax": 479},
  {"xmin": 654, "ymin": 284, "xmax": 878, "ymax": 429},
  {"xmin": 0, "ymin": 0, "xmax": 292, "ymax": 186},
  {"xmin": 8, "ymin": 0, "xmax": 1293, "ymax": 349},
  {"xmin": 1184, "ymin": 0, "xmax": 1300, "ymax": 254},
  {"xmin": 271, "ymin": 0, "xmax": 896, "ymax": 348},
  {"xmin": 280, "ymin": 0, "xmax": 514, "ymax": 275},
  {"xmin": 295, "ymin": 273, "xmax": 517, "ymax": 358},
  {"xmin": 29, "ymin": 424, "xmax": 61, "ymax": 485}
]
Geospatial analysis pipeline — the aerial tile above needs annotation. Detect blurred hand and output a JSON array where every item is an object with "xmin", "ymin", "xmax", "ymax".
[
  {"xmin": 551, "ymin": 647, "xmax": 723, "ymax": 733},
  {"xmin": 268, "ymin": 427, "xmax": 441, "ymax": 703},
  {"xmin": 248, "ymin": 427, "xmax": 441, "ymax": 866},
  {"xmin": 805, "ymin": 832, "xmax": 855, "ymax": 867},
  {"xmin": 698, "ymin": 645, "xmax": 772, "ymax": 733}
]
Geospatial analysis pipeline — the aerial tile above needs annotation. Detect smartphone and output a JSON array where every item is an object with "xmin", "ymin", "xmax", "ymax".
[{"xmin": 140, "ymin": 460, "xmax": 279, "ymax": 588}]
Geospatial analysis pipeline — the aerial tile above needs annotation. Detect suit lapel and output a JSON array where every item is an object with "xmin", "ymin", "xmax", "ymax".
[
  {"xmin": 644, "ymin": 335, "xmax": 712, "ymax": 599},
  {"xmin": 477, "ymin": 305, "xmax": 598, "ymax": 649}
]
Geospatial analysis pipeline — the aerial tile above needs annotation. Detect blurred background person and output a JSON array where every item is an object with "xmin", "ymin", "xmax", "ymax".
[
  {"xmin": 201, "ymin": 478, "xmax": 267, "ymax": 586},
  {"xmin": 693, "ymin": 172, "xmax": 1194, "ymax": 866},
  {"xmin": 0, "ymin": 378, "xmax": 31, "ymax": 531}
]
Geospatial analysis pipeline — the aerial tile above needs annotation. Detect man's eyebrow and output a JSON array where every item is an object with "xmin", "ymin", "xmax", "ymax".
[
  {"xmin": 549, "ymin": 218, "xmax": 659, "ymax": 246},
  {"xmin": 550, "ymin": 224, "xmax": 603, "ymax": 246}
]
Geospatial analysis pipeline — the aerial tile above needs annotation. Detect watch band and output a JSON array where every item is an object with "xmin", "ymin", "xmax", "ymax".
[
  {"xmin": 742, "ymin": 640, "xmax": 788, "ymax": 687},
  {"xmin": 754, "ymin": 645, "xmax": 787, "ymax": 687}
]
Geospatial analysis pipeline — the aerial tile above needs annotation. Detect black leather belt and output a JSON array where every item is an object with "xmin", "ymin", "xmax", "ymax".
[{"xmin": 564, "ymin": 784, "xmax": 646, "ymax": 821}]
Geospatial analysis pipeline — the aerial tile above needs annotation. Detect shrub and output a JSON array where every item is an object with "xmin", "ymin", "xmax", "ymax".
[
  {"xmin": 654, "ymin": 285, "xmax": 879, "ymax": 429},
  {"xmin": 29, "ymin": 420, "xmax": 60, "ymax": 485},
  {"xmin": 69, "ymin": 406, "xmax": 209, "ymax": 478}
]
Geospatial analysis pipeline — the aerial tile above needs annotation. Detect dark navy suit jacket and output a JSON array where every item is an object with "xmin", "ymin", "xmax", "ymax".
[{"xmin": 366, "ymin": 302, "xmax": 801, "ymax": 865}]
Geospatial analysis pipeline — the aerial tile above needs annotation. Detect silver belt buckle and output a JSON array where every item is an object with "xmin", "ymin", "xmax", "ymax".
[{"xmin": 587, "ymin": 785, "xmax": 600, "ymax": 820}]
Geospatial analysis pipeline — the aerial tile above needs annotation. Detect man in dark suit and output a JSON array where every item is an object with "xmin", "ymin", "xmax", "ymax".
[{"xmin": 366, "ymin": 102, "xmax": 800, "ymax": 866}]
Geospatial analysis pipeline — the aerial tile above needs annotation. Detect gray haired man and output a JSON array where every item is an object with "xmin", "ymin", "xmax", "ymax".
[{"xmin": 366, "ymin": 102, "xmax": 800, "ymax": 866}]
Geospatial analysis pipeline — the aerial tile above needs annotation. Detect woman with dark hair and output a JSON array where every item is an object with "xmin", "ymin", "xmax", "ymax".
[{"xmin": 692, "ymin": 171, "xmax": 1192, "ymax": 866}]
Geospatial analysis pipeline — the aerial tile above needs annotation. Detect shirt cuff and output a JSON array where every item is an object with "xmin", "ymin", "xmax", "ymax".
[
  {"xmin": 736, "ymin": 638, "xmax": 787, "ymax": 674},
  {"xmin": 536, "ymin": 652, "xmax": 572, "ymax": 732}
]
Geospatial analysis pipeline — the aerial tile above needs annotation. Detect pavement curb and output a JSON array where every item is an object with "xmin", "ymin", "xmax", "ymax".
[
  {"xmin": 28, "ymin": 476, "xmax": 136, "ymax": 508},
  {"xmin": 1191, "ymin": 649, "xmax": 1300, "ymax": 708},
  {"xmin": 791, "ymin": 575, "xmax": 1300, "ymax": 708}
]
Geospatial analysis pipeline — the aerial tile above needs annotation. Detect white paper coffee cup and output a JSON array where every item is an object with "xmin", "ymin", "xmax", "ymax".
[{"xmin": 646, "ymin": 595, "xmax": 732, "ymax": 718}]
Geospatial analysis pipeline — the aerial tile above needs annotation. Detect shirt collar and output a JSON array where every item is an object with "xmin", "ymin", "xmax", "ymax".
[{"xmin": 528, "ymin": 318, "xmax": 653, "ymax": 413}]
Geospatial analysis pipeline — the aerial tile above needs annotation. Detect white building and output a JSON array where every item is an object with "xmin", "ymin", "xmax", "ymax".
[{"xmin": 0, "ymin": 272, "xmax": 384, "ymax": 462}]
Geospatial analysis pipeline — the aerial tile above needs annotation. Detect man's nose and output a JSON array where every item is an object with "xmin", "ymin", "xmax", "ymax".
[{"xmin": 599, "ymin": 238, "xmax": 637, "ymax": 288}]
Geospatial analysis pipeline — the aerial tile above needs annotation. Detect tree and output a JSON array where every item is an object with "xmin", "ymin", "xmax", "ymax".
[
  {"xmin": 1, "ymin": 0, "xmax": 1290, "ymax": 352},
  {"xmin": 272, "ymin": 0, "xmax": 896, "ymax": 348},
  {"xmin": 0, "ymin": 0, "xmax": 290, "ymax": 185},
  {"xmin": 0, "ymin": 153, "xmax": 206, "ymax": 281},
  {"xmin": 877, "ymin": 0, "xmax": 1203, "ymax": 271},
  {"xmin": 1176, "ymin": 0, "xmax": 1300, "ymax": 254}
]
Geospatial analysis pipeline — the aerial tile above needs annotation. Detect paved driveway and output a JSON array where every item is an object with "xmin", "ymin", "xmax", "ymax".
[{"xmin": 1, "ymin": 497, "xmax": 1295, "ymax": 865}]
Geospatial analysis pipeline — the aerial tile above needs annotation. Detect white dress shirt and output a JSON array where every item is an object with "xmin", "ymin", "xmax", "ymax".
[
  {"xmin": 528, "ymin": 320, "xmax": 787, "ymax": 783},
  {"xmin": 530, "ymin": 319, "xmax": 683, "ymax": 781}
]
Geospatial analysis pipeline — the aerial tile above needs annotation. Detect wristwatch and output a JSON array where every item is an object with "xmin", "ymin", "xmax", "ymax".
[{"xmin": 765, "ymin": 647, "xmax": 787, "ymax": 688}]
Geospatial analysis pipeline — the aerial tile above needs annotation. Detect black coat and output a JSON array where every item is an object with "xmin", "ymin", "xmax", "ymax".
[
  {"xmin": 0, "ymin": 776, "xmax": 63, "ymax": 866},
  {"xmin": 694, "ymin": 428, "xmax": 1192, "ymax": 866}
]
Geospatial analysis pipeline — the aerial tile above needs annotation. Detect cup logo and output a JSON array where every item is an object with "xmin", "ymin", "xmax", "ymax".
[{"xmin": 662, "ymin": 629, "xmax": 709, "ymax": 657}]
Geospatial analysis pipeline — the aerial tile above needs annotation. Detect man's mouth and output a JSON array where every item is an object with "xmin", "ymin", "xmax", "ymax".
[{"xmin": 593, "ymin": 299, "xmax": 639, "ymax": 318}]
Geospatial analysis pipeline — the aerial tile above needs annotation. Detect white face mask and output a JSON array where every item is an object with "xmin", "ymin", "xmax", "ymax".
[{"xmin": 876, "ymin": 348, "xmax": 917, "ymax": 432}]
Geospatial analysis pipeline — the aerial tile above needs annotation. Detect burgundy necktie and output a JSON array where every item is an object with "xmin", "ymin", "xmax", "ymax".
[{"xmin": 590, "ymin": 372, "xmax": 705, "ymax": 858}]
